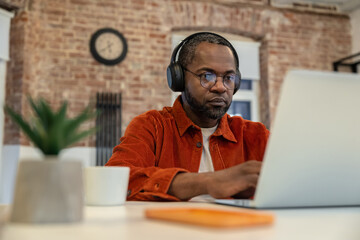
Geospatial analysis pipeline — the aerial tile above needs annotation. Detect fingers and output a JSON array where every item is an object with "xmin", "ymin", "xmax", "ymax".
[
  {"xmin": 245, "ymin": 173, "xmax": 260, "ymax": 187},
  {"xmin": 206, "ymin": 161, "xmax": 262, "ymax": 199},
  {"xmin": 237, "ymin": 160, "xmax": 262, "ymax": 175},
  {"xmin": 232, "ymin": 187, "xmax": 256, "ymax": 199},
  {"xmin": 231, "ymin": 173, "xmax": 259, "ymax": 199}
]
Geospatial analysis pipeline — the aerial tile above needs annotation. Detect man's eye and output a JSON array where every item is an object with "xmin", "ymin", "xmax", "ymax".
[
  {"xmin": 224, "ymin": 74, "xmax": 236, "ymax": 82},
  {"xmin": 202, "ymin": 72, "xmax": 215, "ymax": 81}
]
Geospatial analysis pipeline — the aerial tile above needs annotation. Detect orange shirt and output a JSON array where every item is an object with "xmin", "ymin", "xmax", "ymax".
[{"xmin": 106, "ymin": 96, "xmax": 270, "ymax": 201}]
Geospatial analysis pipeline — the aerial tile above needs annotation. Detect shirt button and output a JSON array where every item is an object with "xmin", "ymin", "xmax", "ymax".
[
  {"xmin": 196, "ymin": 142, "xmax": 202, "ymax": 148},
  {"xmin": 127, "ymin": 189, "xmax": 132, "ymax": 196}
]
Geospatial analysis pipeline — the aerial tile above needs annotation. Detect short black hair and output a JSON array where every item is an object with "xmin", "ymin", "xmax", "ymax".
[{"xmin": 177, "ymin": 33, "xmax": 238, "ymax": 68}]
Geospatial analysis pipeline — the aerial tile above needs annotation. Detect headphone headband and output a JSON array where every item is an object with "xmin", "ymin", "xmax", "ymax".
[{"xmin": 170, "ymin": 32, "xmax": 239, "ymax": 68}]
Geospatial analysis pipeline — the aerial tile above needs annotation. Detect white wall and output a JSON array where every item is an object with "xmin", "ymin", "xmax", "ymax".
[
  {"xmin": 0, "ymin": 60, "xmax": 6, "ymax": 202},
  {"xmin": 0, "ymin": 8, "xmax": 14, "ymax": 204},
  {"xmin": 0, "ymin": 8, "xmax": 13, "ymax": 61}
]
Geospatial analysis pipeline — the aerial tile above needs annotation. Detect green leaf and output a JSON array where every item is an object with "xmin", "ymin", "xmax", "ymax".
[
  {"xmin": 38, "ymin": 98, "xmax": 56, "ymax": 129},
  {"xmin": 64, "ymin": 107, "xmax": 97, "ymax": 134},
  {"xmin": 56, "ymin": 101, "xmax": 68, "ymax": 121},
  {"xmin": 27, "ymin": 96, "xmax": 43, "ymax": 120},
  {"xmin": 28, "ymin": 97, "xmax": 48, "ymax": 131},
  {"xmin": 4, "ymin": 106, "xmax": 42, "ymax": 149},
  {"xmin": 64, "ymin": 127, "xmax": 98, "ymax": 148}
]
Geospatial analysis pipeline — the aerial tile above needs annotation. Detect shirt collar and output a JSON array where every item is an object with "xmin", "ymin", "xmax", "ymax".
[{"xmin": 171, "ymin": 95, "xmax": 237, "ymax": 143}]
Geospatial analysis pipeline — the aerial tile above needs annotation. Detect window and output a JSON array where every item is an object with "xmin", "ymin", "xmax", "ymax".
[
  {"xmin": 228, "ymin": 101, "xmax": 251, "ymax": 119},
  {"xmin": 228, "ymin": 79, "xmax": 259, "ymax": 121}
]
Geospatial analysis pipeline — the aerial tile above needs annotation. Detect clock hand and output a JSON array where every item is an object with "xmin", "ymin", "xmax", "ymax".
[
  {"xmin": 100, "ymin": 42, "xmax": 114, "ymax": 52},
  {"xmin": 107, "ymin": 41, "xmax": 113, "ymax": 54}
]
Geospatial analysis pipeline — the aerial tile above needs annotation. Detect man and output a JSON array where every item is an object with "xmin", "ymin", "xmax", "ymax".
[{"xmin": 106, "ymin": 32, "xmax": 269, "ymax": 201}]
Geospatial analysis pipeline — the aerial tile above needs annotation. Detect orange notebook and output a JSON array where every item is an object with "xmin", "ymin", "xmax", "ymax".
[{"xmin": 145, "ymin": 207, "xmax": 274, "ymax": 228}]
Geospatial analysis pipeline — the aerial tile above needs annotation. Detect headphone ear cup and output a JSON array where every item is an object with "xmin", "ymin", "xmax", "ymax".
[
  {"xmin": 167, "ymin": 62, "xmax": 184, "ymax": 92},
  {"xmin": 233, "ymin": 69, "xmax": 241, "ymax": 94}
]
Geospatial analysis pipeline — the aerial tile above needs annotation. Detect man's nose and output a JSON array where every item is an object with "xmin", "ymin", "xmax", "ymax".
[{"xmin": 210, "ymin": 76, "xmax": 227, "ymax": 93}]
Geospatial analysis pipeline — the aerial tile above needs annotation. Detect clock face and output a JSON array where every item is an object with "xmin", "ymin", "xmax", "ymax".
[
  {"xmin": 95, "ymin": 33, "xmax": 124, "ymax": 60},
  {"xmin": 90, "ymin": 28, "xmax": 128, "ymax": 66}
]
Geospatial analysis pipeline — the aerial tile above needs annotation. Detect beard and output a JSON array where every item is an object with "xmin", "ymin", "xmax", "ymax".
[{"xmin": 183, "ymin": 86, "xmax": 231, "ymax": 120}]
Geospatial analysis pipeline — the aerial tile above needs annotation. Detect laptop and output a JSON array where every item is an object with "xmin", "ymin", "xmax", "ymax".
[{"xmin": 215, "ymin": 70, "xmax": 360, "ymax": 208}]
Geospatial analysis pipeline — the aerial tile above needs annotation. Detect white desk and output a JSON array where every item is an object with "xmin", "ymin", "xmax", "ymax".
[{"xmin": 1, "ymin": 201, "xmax": 360, "ymax": 240}]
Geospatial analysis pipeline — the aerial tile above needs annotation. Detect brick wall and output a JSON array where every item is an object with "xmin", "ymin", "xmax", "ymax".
[
  {"xmin": 4, "ymin": 0, "xmax": 351, "ymax": 147},
  {"xmin": 265, "ymin": 11, "xmax": 351, "ymax": 124}
]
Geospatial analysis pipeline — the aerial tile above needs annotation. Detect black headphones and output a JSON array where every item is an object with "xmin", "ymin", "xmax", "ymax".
[{"xmin": 166, "ymin": 32, "xmax": 241, "ymax": 94}]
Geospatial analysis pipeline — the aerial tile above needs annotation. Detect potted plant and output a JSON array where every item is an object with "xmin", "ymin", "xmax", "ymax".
[{"xmin": 4, "ymin": 97, "xmax": 97, "ymax": 223}]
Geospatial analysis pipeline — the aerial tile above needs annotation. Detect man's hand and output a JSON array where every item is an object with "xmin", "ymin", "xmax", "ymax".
[
  {"xmin": 168, "ymin": 160, "xmax": 262, "ymax": 200},
  {"xmin": 205, "ymin": 160, "xmax": 261, "ymax": 199}
]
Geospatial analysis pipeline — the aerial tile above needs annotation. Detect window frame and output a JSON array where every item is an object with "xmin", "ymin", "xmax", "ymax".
[{"xmin": 230, "ymin": 79, "xmax": 259, "ymax": 122}]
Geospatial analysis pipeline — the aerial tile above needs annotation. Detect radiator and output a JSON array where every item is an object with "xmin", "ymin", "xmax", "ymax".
[{"xmin": 96, "ymin": 92, "xmax": 122, "ymax": 166}]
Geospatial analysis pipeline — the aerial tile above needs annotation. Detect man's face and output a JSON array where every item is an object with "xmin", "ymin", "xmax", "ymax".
[{"xmin": 183, "ymin": 42, "xmax": 236, "ymax": 120}]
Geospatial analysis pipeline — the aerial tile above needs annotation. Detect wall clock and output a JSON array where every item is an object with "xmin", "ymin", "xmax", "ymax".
[{"xmin": 90, "ymin": 28, "xmax": 128, "ymax": 66}]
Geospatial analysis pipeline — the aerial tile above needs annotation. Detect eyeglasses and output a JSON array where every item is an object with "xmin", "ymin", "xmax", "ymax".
[{"xmin": 184, "ymin": 68, "xmax": 238, "ymax": 90}]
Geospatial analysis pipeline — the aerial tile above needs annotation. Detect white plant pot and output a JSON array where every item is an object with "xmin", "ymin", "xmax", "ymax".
[{"xmin": 10, "ymin": 158, "xmax": 84, "ymax": 223}]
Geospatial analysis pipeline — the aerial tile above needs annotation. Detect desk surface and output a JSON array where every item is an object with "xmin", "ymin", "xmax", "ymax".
[{"xmin": 1, "ymin": 200, "xmax": 360, "ymax": 240}]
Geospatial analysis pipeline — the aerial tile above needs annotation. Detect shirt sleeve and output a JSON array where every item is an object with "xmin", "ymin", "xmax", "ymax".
[
  {"xmin": 105, "ymin": 112, "xmax": 188, "ymax": 201},
  {"xmin": 243, "ymin": 121, "xmax": 270, "ymax": 162}
]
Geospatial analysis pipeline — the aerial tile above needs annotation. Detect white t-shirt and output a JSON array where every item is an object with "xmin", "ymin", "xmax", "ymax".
[{"xmin": 198, "ymin": 125, "xmax": 217, "ymax": 173}]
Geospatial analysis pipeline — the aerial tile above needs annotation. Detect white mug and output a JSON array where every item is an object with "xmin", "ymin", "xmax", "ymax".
[{"xmin": 84, "ymin": 166, "xmax": 130, "ymax": 206}]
